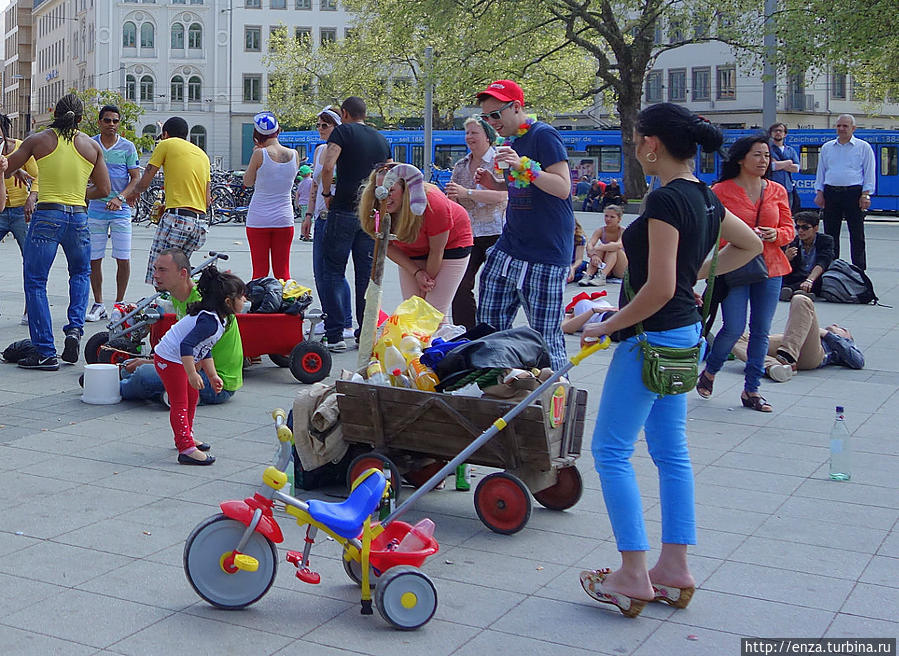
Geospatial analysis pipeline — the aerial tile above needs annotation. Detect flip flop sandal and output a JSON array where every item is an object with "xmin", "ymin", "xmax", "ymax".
[
  {"xmin": 579, "ymin": 569, "xmax": 648, "ymax": 618},
  {"xmin": 741, "ymin": 392, "xmax": 773, "ymax": 413},
  {"xmin": 696, "ymin": 370, "xmax": 714, "ymax": 399},
  {"xmin": 651, "ymin": 583, "xmax": 695, "ymax": 609}
]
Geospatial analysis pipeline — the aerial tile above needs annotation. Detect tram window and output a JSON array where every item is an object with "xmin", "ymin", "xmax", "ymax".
[
  {"xmin": 434, "ymin": 145, "xmax": 467, "ymax": 169},
  {"xmin": 800, "ymin": 146, "xmax": 819, "ymax": 175},
  {"xmin": 881, "ymin": 146, "xmax": 898, "ymax": 176},
  {"xmin": 411, "ymin": 145, "xmax": 424, "ymax": 171},
  {"xmin": 393, "ymin": 144, "xmax": 407, "ymax": 164},
  {"xmin": 699, "ymin": 150, "xmax": 716, "ymax": 174},
  {"xmin": 294, "ymin": 145, "xmax": 306, "ymax": 163},
  {"xmin": 587, "ymin": 145, "xmax": 621, "ymax": 172}
]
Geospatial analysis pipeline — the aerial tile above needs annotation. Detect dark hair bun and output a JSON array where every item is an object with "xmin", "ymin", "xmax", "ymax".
[{"xmin": 691, "ymin": 117, "xmax": 723, "ymax": 153}]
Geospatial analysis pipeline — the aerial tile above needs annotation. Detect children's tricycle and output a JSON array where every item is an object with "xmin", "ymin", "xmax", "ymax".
[{"xmin": 183, "ymin": 339, "xmax": 609, "ymax": 629}]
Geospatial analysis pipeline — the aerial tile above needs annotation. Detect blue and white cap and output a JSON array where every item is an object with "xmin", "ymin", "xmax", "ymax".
[{"xmin": 253, "ymin": 111, "xmax": 279, "ymax": 136}]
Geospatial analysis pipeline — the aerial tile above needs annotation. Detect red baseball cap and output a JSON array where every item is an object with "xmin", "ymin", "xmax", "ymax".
[{"xmin": 476, "ymin": 80, "xmax": 524, "ymax": 105}]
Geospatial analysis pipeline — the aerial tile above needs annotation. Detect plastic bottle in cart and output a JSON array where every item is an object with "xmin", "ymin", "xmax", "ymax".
[
  {"xmin": 829, "ymin": 405, "xmax": 851, "ymax": 481},
  {"xmin": 409, "ymin": 358, "xmax": 439, "ymax": 392},
  {"xmin": 382, "ymin": 339, "xmax": 407, "ymax": 386},
  {"xmin": 398, "ymin": 335, "xmax": 423, "ymax": 364},
  {"xmin": 397, "ymin": 518, "xmax": 435, "ymax": 552},
  {"xmin": 365, "ymin": 359, "xmax": 390, "ymax": 386}
]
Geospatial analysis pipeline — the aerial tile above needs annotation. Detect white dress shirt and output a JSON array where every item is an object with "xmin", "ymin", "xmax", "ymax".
[{"xmin": 814, "ymin": 136, "xmax": 876, "ymax": 194}]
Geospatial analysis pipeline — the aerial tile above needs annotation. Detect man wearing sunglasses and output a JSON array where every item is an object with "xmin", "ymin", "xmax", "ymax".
[
  {"xmin": 85, "ymin": 105, "xmax": 141, "ymax": 323},
  {"xmin": 472, "ymin": 79, "xmax": 574, "ymax": 371},
  {"xmin": 779, "ymin": 210, "xmax": 835, "ymax": 301}
]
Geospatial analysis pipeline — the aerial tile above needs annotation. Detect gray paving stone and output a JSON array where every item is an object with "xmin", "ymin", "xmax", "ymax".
[
  {"xmin": 729, "ymin": 536, "xmax": 873, "ymax": 580},
  {"xmin": 753, "ymin": 515, "xmax": 887, "ymax": 553},
  {"xmin": 452, "ymin": 630, "xmax": 603, "ymax": 656},
  {"xmin": 840, "ymin": 583, "xmax": 899, "ymax": 622},
  {"xmin": 824, "ymin": 613, "xmax": 899, "ymax": 639},
  {"xmin": 0, "ymin": 625, "xmax": 96, "ymax": 656},
  {"xmin": 631, "ymin": 623, "xmax": 743, "ymax": 656}
]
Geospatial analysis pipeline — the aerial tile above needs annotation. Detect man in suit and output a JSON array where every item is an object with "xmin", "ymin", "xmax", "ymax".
[{"xmin": 779, "ymin": 211, "xmax": 835, "ymax": 301}]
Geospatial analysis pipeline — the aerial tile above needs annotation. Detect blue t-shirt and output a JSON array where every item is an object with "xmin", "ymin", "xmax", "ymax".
[
  {"xmin": 88, "ymin": 135, "xmax": 140, "ymax": 218},
  {"xmin": 769, "ymin": 141, "xmax": 799, "ymax": 192},
  {"xmin": 494, "ymin": 121, "xmax": 574, "ymax": 267}
]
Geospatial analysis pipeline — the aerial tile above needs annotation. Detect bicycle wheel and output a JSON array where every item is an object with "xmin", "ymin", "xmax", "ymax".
[{"xmin": 210, "ymin": 186, "xmax": 236, "ymax": 225}]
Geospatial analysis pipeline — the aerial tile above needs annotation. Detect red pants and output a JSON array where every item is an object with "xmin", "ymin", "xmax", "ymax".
[
  {"xmin": 154, "ymin": 354, "xmax": 199, "ymax": 453},
  {"xmin": 246, "ymin": 226, "xmax": 293, "ymax": 280}
]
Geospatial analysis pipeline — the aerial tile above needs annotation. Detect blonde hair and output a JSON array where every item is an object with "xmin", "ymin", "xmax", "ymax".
[
  {"xmin": 604, "ymin": 204, "xmax": 624, "ymax": 219},
  {"xmin": 574, "ymin": 220, "xmax": 586, "ymax": 241},
  {"xmin": 358, "ymin": 166, "xmax": 434, "ymax": 243}
]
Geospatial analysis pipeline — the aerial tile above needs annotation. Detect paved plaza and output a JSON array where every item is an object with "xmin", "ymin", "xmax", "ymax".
[{"xmin": 0, "ymin": 211, "xmax": 897, "ymax": 655}]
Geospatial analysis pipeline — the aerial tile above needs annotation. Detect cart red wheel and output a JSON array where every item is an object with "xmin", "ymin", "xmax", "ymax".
[
  {"xmin": 533, "ymin": 466, "xmax": 583, "ymax": 511},
  {"xmin": 347, "ymin": 452, "xmax": 402, "ymax": 504},
  {"xmin": 268, "ymin": 354, "xmax": 290, "ymax": 368},
  {"xmin": 84, "ymin": 331, "xmax": 110, "ymax": 364},
  {"xmin": 98, "ymin": 346, "xmax": 132, "ymax": 366},
  {"xmin": 288, "ymin": 341, "xmax": 331, "ymax": 384},
  {"xmin": 474, "ymin": 472, "xmax": 531, "ymax": 534}
]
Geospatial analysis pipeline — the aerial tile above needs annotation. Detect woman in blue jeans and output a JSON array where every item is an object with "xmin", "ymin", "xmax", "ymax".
[
  {"xmin": 578, "ymin": 103, "xmax": 761, "ymax": 618},
  {"xmin": 698, "ymin": 135, "xmax": 795, "ymax": 412}
]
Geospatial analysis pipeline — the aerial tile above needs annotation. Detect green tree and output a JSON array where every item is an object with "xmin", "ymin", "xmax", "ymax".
[{"xmin": 68, "ymin": 88, "xmax": 155, "ymax": 152}]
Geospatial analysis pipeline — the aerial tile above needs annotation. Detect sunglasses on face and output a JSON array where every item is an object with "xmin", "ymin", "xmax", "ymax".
[
  {"xmin": 315, "ymin": 122, "xmax": 332, "ymax": 129},
  {"xmin": 478, "ymin": 100, "xmax": 514, "ymax": 121},
  {"xmin": 101, "ymin": 117, "xmax": 120, "ymax": 124}
]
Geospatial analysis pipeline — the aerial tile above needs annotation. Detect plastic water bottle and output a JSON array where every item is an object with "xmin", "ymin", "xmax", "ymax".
[
  {"xmin": 365, "ymin": 359, "xmax": 390, "ymax": 386},
  {"xmin": 829, "ymin": 406, "xmax": 851, "ymax": 481},
  {"xmin": 397, "ymin": 518, "xmax": 435, "ymax": 552},
  {"xmin": 383, "ymin": 339, "xmax": 408, "ymax": 387},
  {"xmin": 379, "ymin": 462, "xmax": 396, "ymax": 521},
  {"xmin": 398, "ymin": 334, "xmax": 423, "ymax": 364},
  {"xmin": 409, "ymin": 358, "xmax": 439, "ymax": 392}
]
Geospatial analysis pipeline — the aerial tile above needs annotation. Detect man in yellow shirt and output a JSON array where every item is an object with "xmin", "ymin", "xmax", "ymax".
[
  {"xmin": 0, "ymin": 113, "xmax": 39, "ymax": 325},
  {"xmin": 126, "ymin": 116, "xmax": 211, "ymax": 285}
]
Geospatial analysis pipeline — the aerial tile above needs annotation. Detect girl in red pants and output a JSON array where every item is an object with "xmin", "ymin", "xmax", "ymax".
[{"xmin": 154, "ymin": 267, "xmax": 246, "ymax": 465}]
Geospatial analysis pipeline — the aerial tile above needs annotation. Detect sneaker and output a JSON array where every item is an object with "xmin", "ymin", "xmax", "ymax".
[
  {"xmin": 767, "ymin": 363, "xmax": 794, "ymax": 383},
  {"xmin": 20, "ymin": 312, "xmax": 28, "ymax": 326},
  {"xmin": 85, "ymin": 303, "xmax": 108, "ymax": 322},
  {"xmin": 325, "ymin": 339, "xmax": 347, "ymax": 353},
  {"xmin": 17, "ymin": 354, "xmax": 59, "ymax": 371},
  {"xmin": 590, "ymin": 273, "xmax": 607, "ymax": 287},
  {"xmin": 342, "ymin": 327, "xmax": 356, "ymax": 340},
  {"xmin": 61, "ymin": 330, "xmax": 81, "ymax": 364},
  {"xmin": 577, "ymin": 273, "xmax": 593, "ymax": 287},
  {"xmin": 313, "ymin": 322, "xmax": 325, "ymax": 336},
  {"xmin": 779, "ymin": 287, "xmax": 793, "ymax": 302}
]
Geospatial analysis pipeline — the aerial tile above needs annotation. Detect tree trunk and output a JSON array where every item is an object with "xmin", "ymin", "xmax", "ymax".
[{"xmin": 617, "ymin": 87, "xmax": 647, "ymax": 202}]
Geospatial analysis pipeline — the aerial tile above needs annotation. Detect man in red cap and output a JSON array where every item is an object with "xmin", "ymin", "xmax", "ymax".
[{"xmin": 473, "ymin": 79, "xmax": 575, "ymax": 371}]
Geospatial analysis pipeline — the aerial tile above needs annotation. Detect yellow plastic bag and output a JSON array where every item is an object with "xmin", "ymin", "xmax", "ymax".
[
  {"xmin": 373, "ymin": 296, "xmax": 443, "ymax": 362},
  {"xmin": 280, "ymin": 279, "xmax": 313, "ymax": 300}
]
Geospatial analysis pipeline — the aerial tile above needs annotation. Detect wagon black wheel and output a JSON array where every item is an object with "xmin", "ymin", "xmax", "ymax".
[
  {"xmin": 474, "ymin": 472, "xmax": 531, "ymax": 534},
  {"xmin": 84, "ymin": 331, "xmax": 110, "ymax": 364},
  {"xmin": 288, "ymin": 341, "xmax": 331, "ymax": 384},
  {"xmin": 533, "ymin": 466, "xmax": 583, "ymax": 511},
  {"xmin": 269, "ymin": 354, "xmax": 290, "ymax": 367}
]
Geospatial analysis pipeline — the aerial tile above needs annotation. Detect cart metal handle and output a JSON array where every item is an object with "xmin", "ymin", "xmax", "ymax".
[{"xmin": 381, "ymin": 336, "xmax": 611, "ymax": 526}]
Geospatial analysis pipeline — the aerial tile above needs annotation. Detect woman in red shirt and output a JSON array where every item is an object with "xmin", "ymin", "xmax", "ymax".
[
  {"xmin": 359, "ymin": 163, "xmax": 473, "ymax": 321},
  {"xmin": 699, "ymin": 134, "xmax": 794, "ymax": 412}
]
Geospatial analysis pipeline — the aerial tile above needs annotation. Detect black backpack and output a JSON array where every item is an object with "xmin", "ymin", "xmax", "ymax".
[
  {"xmin": 2, "ymin": 339, "xmax": 37, "ymax": 363},
  {"xmin": 819, "ymin": 259, "xmax": 878, "ymax": 304}
]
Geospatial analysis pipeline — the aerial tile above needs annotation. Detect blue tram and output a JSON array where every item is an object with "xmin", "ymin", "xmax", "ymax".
[{"xmin": 277, "ymin": 128, "xmax": 899, "ymax": 212}]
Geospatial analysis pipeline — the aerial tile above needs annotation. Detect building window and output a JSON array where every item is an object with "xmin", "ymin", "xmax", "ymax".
[
  {"xmin": 295, "ymin": 0, "xmax": 310, "ymax": 8},
  {"xmin": 189, "ymin": 125, "xmax": 206, "ymax": 151},
  {"xmin": 269, "ymin": 26, "xmax": 286, "ymax": 51},
  {"xmin": 295, "ymin": 27, "xmax": 311, "ymax": 43},
  {"xmin": 668, "ymin": 69, "xmax": 686, "ymax": 102},
  {"xmin": 170, "ymin": 75, "xmax": 184, "ymax": 101},
  {"xmin": 716, "ymin": 65, "xmax": 736, "ymax": 100},
  {"xmin": 142, "ymin": 124, "xmax": 158, "ymax": 141},
  {"xmin": 139, "ymin": 75, "xmax": 154, "ymax": 102},
  {"xmin": 188, "ymin": 23, "xmax": 202, "ymax": 49},
  {"xmin": 243, "ymin": 74, "xmax": 261, "ymax": 102},
  {"xmin": 320, "ymin": 0, "xmax": 337, "ymax": 9},
  {"xmin": 831, "ymin": 72, "xmax": 847, "ymax": 100},
  {"xmin": 271, "ymin": 0, "xmax": 286, "ymax": 7},
  {"xmin": 189, "ymin": 0, "xmax": 203, "ymax": 4},
  {"xmin": 173, "ymin": 0, "xmax": 185, "ymax": 4},
  {"xmin": 245, "ymin": 0, "xmax": 260, "ymax": 6},
  {"xmin": 171, "ymin": 23, "xmax": 184, "ymax": 49},
  {"xmin": 123, "ymin": 22, "xmax": 136, "ymax": 47},
  {"xmin": 668, "ymin": 19, "xmax": 684, "ymax": 43},
  {"xmin": 188, "ymin": 75, "xmax": 201, "ymax": 101},
  {"xmin": 140, "ymin": 22, "xmax": 154, "ymax": 48},
  {"xmin": 320, "ymin": 27, "xmax": 336, "ymax": 44},
  {"xmin": 244, "ymin": 26, "xmax": 260, "ymax": 51},
  {"xmin": 125, "ymin": 74, "xmax": 136, "ymax": 100},
  {"xmin": 645, "ymin": 70, "xmax": 662, "ymax": 103},
  {"xmin": 653, "ymin": 22, "xmax": 663, "ymax": 44},
  {"xmin": 692, "ymin": 67, "xmax": 710, "ymax": 101}
]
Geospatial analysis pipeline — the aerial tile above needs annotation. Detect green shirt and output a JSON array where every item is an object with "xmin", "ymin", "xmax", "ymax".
[{"xmin": 170, "ymin": 287, "xmax": 244, "ymax": 392}]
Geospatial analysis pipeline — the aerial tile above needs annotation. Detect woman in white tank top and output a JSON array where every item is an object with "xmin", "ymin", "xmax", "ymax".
[{"xmin": 243, "ymin": 112, "xmax": 299, "ymax": 280}]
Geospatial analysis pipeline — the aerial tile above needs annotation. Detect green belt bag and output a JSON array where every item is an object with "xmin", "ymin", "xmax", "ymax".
[{"xmin": 624, "ymin": 194, "xmax": 722, "ymax": 397}]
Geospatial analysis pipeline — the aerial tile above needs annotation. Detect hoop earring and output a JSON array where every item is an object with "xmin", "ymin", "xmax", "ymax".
[{"xmin": 645, "ymin": 152, "xmax": 658, "ymax": 163}]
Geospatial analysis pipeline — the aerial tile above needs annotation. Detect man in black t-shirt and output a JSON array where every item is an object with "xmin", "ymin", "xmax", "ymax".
[{"xmin": 318, "ymin": 97, "xmax": 391, "ymax": 351}]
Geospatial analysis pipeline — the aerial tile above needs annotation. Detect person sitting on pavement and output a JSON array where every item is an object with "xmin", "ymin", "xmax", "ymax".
[
  {"xmin": 780, "ymin": 210, "xmax": 835, "ymax": 301},
  {"xmin": 562, "ymin": 296, "xmax": 617, "ymax": 334},
  {"xmin": 579, "ymin": 204, "xmax": 628, "ymax": 287},
  {"xmin": 113, "ymin": 248, "xmax": 244, "ymax": 405},
  {"xmin": 600, "ymin": 180, "xmax": 625, "ymax": 210},
  {"xmin": 732, "ymin": 293, "xmax": 864, "ymax": 382},
  {"xmin": 568, "ymin": 221, "xmax": 588, "ymax": 283}
]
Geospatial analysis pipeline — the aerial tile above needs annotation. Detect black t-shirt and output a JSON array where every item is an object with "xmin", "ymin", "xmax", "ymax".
[
  {"xmin": 618, "ymin": 179, "xmax": 723, "ymax": 338},
  {"xmin": 327, "ymin": 122, "xmax": 391, "ymax": 212}
]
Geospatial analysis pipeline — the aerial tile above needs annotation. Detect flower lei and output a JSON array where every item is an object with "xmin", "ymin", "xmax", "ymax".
[{"xmin": 492, "ymin": 117, "xmax": 541, "ymax": 187}]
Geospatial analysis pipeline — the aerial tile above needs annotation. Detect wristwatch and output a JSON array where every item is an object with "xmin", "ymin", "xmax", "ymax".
[
  {"xmin": 116, "ymin": 194, "xmax": 126, "ymax": 203},
  {"xmin": 467, "ymin": 189, "xmax": 473, "ymax": 198}
]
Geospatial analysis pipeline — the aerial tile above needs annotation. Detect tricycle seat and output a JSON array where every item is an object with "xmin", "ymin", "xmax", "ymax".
[{"xmin": 307, "ymin": 470, "xmax": 386, "ymax": 539}]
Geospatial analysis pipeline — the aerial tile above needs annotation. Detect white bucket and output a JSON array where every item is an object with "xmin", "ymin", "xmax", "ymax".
[{"xmin": 81, "ymin": 363, "xmax": 122, "ymax": 405}]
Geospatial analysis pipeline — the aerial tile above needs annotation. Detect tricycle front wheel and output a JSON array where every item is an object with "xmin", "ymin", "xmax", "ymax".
[
  {"xmin": 183, "ymin": 514, "xmax": 278, "ymax": 609},
  {"xmin": 374, "ymin": 565, "xmax": 437, "ymax": 630},
  {"xmin": 289, "ymin": 341, "xmax": 331, "ymax": 384}
]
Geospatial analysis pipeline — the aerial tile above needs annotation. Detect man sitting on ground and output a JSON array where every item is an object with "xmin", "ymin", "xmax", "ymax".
[{"xmin": 780, "ymin": 211, "xmax": 835, "ymax": 301}]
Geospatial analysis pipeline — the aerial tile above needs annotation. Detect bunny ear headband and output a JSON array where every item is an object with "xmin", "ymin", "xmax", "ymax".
[{"xmin": 374, "ymin": 163, "xmax": 427, "ymax": 215}]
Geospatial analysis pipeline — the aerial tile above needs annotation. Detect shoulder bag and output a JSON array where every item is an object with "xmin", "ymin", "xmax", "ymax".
[
  {"xmin": 624, "ymin": 188, "xmax": 722, "ymax": 397},
  {"xmin": 721, "ymin": 183, "xmax": 769, "ymax": 287}
]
